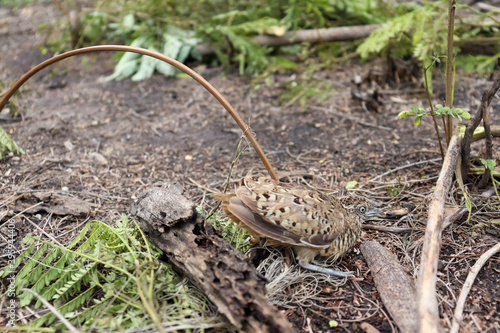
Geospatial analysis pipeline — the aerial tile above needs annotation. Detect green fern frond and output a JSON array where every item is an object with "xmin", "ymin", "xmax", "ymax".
[
  {"xmin": 66, "ymin": 220, "xmax": 94, "ymax": 249},
  {"xmin": 357, "ymin": 10, "xmax": 420, "ymax": 58},
  {"xmin": 357, "ymin": 1, "xmax": 448, "ymax": 63},
  {"xmin": 0, "ymin": 241, "xmax": 35, "ymax": 278},
  {"xmin": 15, "ymin": 242, "xmax": 50, "ymax": 291},
  {"xmin": 5, "ymin": 214, "xmax": 223, "ymax": 331},
  {"xmin": 53, "ymin": 264, "xmax": 97, "ymax": 302}
]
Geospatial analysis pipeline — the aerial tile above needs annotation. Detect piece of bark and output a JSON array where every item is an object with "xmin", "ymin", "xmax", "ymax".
[
  {"xmin": 131, "ymin": 183, "xmax": 295, "ymax": 333},
  {"xmin": 12, "ymin": 192, "xmax": 92, "ymax": 216},
  {"xmin": 133, "ymin": 183, "xmax": 194, "ymax": 231},
  {"xmin": 360, "ymin": 240, "xmax": 419, "ymax": 333},
  {"xmin": 418, "ymin": 135, "xmax": 462, "ymax": 333}
]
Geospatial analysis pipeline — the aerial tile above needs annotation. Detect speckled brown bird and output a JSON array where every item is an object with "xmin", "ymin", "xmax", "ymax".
[{"xmin": 213, "ymin": 175, "xmax": 385, "ymax": 277}]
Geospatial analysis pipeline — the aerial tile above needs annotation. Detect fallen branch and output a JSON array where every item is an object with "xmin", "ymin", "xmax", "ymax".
[
  {"xmin": 131, "ymin": 183, "xmax": 295, "ymax": 333},
  {"xmin": 461, "ymin": 73, "xmax": 500, "ymax": 180},
  {"xmin": 450, "ymin": 242, "xmax": 500, "ymax": 333},
  {"xmin": 418, "ymin": 135, "xmax": 462, "ymax": 333},
  {"xmin": 196, "ymin": 24, "xmax": 381, "ymax": 55},
  {"xmin": 360, "ymin": 240, "xmax": 419, "ymax": 333},
  {"xmin": 472, "ymin": 126, "xmax": 500, "ymax": 142}
]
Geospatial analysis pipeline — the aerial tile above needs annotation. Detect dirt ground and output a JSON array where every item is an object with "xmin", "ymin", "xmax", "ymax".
[{"xmin": 1, "ymin": 3, "xmax": 499, "ymax": 333}]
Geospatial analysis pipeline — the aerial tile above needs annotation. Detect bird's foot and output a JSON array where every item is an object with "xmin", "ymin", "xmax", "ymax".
[{"xmin": 298, "ymin": 259, "xmax": 355, "ymax": 278}]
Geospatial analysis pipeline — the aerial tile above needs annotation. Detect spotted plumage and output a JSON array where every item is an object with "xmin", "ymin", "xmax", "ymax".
[{"xmin": 213, "ymin": 175, "xmax": 385, "ymax": 277}]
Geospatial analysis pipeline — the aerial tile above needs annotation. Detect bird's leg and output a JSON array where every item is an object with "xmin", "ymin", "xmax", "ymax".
[{"xmin": 298, "ymin": 259, "xmax": 355, "ymax": 278}]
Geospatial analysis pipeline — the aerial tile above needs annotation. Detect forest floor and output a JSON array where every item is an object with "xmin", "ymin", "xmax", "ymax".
[{"xmin": 1, "ymin": 3, "xmax": 499, "ymax": 332}]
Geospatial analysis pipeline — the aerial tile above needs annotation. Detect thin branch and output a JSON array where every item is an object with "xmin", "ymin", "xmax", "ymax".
[
  {"xmin": 450, "ymin": 242, "xmax": 500, "ymax": 333},
  {"xmin": 478, "ymin": 95, "xmax": 493, "ymax": 188},
  {"xmin": 423, "ymin": 65, "xmax": 444, "ymax": 160},
  {"xmin": 362, "ymin": 158, "xmax": 441, "ymax": 186},
  {"xmin": 461, "ymin": 73, "xmax": 500, "ymax": 179},
  {"xmin": 444, "ymin": 0, "xmax": 457, "ymax": 145}
]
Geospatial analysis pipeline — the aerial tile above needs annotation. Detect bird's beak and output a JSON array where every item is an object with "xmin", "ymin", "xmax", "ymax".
[{"xmin": 366, "ymin": 208, "xmax": 386, "ymax": 218}]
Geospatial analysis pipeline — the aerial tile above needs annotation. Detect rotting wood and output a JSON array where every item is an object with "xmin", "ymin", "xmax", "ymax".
[
  {"xmin": 131, "ymin": 183, "xmax": 295, "ymax": 333},
  {"xmin": 417, "ymin": 135, "xmax": 462, "ymax": 333},
  {"xmin": 360, "ymin": 241, "xmax": 419, "ymax": 333}
]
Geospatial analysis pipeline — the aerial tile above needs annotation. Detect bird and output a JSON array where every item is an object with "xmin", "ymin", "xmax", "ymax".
[{"xmin": 213, "ymin": 175, "xmax": 385, "ymax": 277}]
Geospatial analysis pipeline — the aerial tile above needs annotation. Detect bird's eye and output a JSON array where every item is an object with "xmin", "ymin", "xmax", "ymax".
[{"xmin": 359, "ymin": 206, "xmax": 366, "ymax": 213}]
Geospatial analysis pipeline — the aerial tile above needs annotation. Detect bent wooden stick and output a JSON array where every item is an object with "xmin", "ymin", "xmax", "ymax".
[{"xmin": 0, "ymin": 45, "xmax": 278, "ymax": 180}]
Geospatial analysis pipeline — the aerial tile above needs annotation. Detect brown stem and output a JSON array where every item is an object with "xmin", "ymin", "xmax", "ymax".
[
  {"xmin": 441, "ymin": 114, "xmax": 448, "ymax": 144},
  {"xmin": 478, "ymin": 100, "xmax": 493, "ymax": 188},
  {"xmin": 423, "ymin": 67, "xmax": 444, "ymax": 160},
  {"xmin": 0, "ymin": 45, "xmax": 278, "ymax": 181},
  {"xmin": 444, "ymin": 0, "xmax": 457, "ymax": 145},
  {"xmin": 461, "ymin": 74, "xmax": 500, "ymax": 179}
]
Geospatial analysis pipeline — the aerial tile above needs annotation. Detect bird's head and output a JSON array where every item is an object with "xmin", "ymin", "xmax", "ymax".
[{"xmin": 338, "ymin": 196, "xmax": 386, "ymax": 220}]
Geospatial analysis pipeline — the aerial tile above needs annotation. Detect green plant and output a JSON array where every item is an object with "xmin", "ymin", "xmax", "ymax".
[
  {"xmin": 0, "ymin": 0, "xmax": 45, "ymax": 6},
  {"xmin": 0, "ymin": 216, "xmax": 225, "ymax": 331},
  {"xmin": 102, "ymin": 22, "xmax": 201, "ymax": 81},
  {"xmin": 40, "ymin": 0, "xmax": 410, "ymax": 79},
  {"xmin": 399, "ymin": 104, "xmax": 470, "ymax": 126},
  {"xmin": 0, "ymin": 126, "xmax": 25, "ymax": 159},
  {"xmin": 481, "ymin": 159, "xmax": 500, "ymax": 201},
  {"xmin": 202, "ymin": 207, "xmax": 252, "ymax": 252},
  {"xmin": 279, "ymin": 79, "xmax": 333, "ymax": 111},
  {"xmin": 358, "ymin": 1, "xmax": 447, "ymax": 64},
  {"xmin": 358, "ymin": 1, "xmax": 500, "ymax": 68}
]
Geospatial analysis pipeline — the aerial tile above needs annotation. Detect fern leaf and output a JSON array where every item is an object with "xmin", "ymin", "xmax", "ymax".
[
  {"xmin": 53, "ymin": 264, "xmax": 97, "ymax": 303},
  {"xmin": 66, "ymin": 220, "xmax": 94, "ymax": 250},
  {"xmin": 16, "ymin": 243, "xmax": 50, "ymax": 293},
  {"xmin": 0, "ymin": 241, "xmax": 35, "ymax": 278}
]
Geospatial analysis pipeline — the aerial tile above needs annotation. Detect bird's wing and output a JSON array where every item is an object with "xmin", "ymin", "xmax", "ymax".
[{"xmin": 225, "ymin": 176, "xmax": 344, "ymax": 247}]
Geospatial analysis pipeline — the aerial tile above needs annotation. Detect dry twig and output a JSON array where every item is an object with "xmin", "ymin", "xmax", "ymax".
[{"xmin": 450, "ymin": 242, "xmax": 500, "ymax": 333}]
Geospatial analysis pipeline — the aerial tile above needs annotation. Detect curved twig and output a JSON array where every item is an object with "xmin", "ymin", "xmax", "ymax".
[
  {"xmin": 450, "ymin": 242, "xmax": 500, "ymax": 333},
  {"xmin": 0, "ymin": 45, "xmax": 278, "ymax": 180}
]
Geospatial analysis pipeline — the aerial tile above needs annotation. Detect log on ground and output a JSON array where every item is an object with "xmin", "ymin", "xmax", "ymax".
[
  {"xmin": 360, "ymin": 240, "xmax": 419, "ymax": 333},
  {"xmin": 131, "ymin": 183, "xmax": 295, "ymax": 333}
]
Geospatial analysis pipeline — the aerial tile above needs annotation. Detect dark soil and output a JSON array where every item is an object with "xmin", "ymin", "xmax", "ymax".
[{"xmin": 1, "ymin": 3, "xmax": 499, "ymax": 332}]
